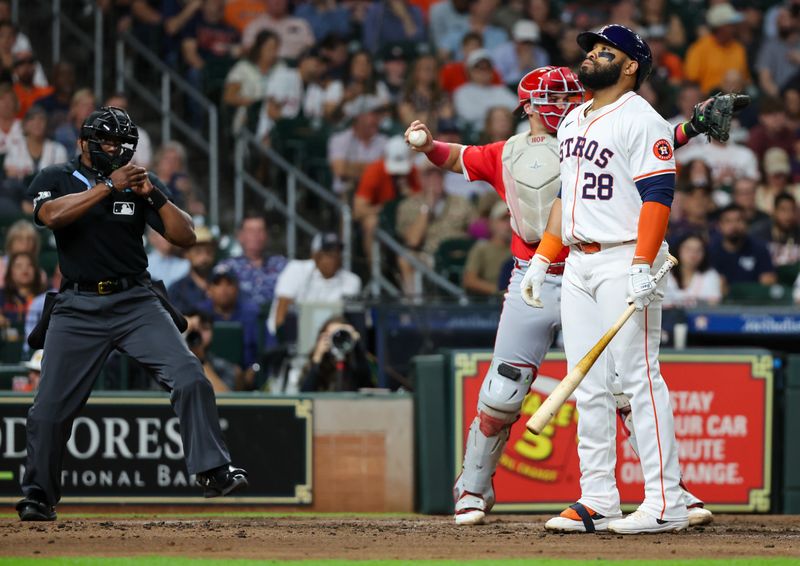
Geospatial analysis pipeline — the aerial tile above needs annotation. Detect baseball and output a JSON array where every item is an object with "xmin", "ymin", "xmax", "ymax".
[{"xmin": 408, "ymin": 130, "xmax": 427, "ymax": 147}]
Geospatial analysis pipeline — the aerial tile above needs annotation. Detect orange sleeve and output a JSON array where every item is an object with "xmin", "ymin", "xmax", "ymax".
[
  {"xmin": 534, "ymin": 231, "xmax": 564, "ymax": 263},
  {"xmin": 355, "ymin": 162, "xmax": 382, "ymax": 203},
  {"xmin": 634, "ymin": 202, "xmax": 670, "ymax": 265}
]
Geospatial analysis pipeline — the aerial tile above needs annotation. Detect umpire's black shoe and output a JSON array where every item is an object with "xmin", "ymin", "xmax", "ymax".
[
  {"xmin": 196, "ymin": 465, "xmax": 248, "ymax": 498},
  {"xmin": 16, "ymin": 497, "xmax": 57, "ymax": 521}
]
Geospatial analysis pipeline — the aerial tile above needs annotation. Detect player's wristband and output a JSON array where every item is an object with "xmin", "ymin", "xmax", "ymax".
[
  {"xmin": 145, "ymin": 188, "xmax": 168, "ymax": 210},
  {"xmin": 534, "ymin": 231, "xmax": 563, "ymax": 264},
  {"xmin": 425, "ymin": 141, "xmax": 450, "ymax": 167}
]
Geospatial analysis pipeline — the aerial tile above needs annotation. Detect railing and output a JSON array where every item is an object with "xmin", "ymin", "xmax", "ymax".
[
  {"xmin": 115, "ymin": 32, "xmax": 220, "ymax": 228},
  {"xmin": 234, "ymin": 129, "xmax": 353, "ymax": 270}
]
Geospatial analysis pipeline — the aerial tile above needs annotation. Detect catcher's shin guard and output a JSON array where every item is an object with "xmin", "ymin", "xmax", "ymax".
[{"xmin": 455, "ymin": 360, "xmax": 537, "ymax": 505}]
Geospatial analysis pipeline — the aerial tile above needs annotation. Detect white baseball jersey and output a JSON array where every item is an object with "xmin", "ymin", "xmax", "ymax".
[{"xmin": 557, "ymin": 92, "xmax": 676, "ymax": 245}]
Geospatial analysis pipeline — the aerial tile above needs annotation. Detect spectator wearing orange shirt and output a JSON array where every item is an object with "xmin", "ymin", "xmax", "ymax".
[
  {"xmin": 224, "ymin": 0, "xmax": 266, "ymax": 33},
  {"xmin": 684, "ymin": 3, "xmax": 749, "ymax": 94},
  {"xmin": 439, "ymin": 31, "xmax": 502, "ymax": 94},
  {"xmin": 11, "ymin": 52, "xmax": 52, "ymax": 120},
  {"xmin": 353, "ymin": 136, "xmax": 421, "ymax": 261}
]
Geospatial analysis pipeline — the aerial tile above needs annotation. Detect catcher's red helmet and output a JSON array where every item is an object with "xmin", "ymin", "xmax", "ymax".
[{"xmin": 517, "ymin": 66, "xmax": 585, "ymax": 133}]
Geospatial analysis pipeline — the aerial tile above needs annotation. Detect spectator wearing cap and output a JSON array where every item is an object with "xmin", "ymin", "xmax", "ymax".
[
  {"xmin": 747, "ymin": 97, "xmax": 797, "ymax": 163},
  {"xmin": 453, "ymin": 49, "xmax": 517, "ymax": 132},
  {"xmin": 751, "ymin": 193, "xmax": 800, "ymax": 276},
  {"xmin": 168, "ymin": 226, "xmax": 218, "ymax": 314},
  {"xmin": 16, "ymin": 349, "xmax": 43, "ymax": 392},
  {"xmin": 378, "ymin": 42, "xmax": 417, "ymax": 104},
  {"xmin": 11, "ymin": 52, "xmax": 52, "ymax": 120},
  {"xmin": 258, "ymin": 48, "xmax": 328, "ymax": 139},
  {"xmin": 146, "ymin": 227, "xmax": 191, "ymax": 288},
  {"xmin": 684, "ymin": 3, "xmax": 749, "ymax": 94},
  {"xmin": 217, "ymin": 212, "xmax": 288, "ymax": 310},
  {"xmin": 242, "ymin": 0, "xmax": 314, "ymax": 60},
  {"xmin": 439, "ymin": 31, "xmax": 503, "ymax": 95},
  {"xmin": 200, "ymin": 265, "xmax": 261, "ymax": 368},
  {"xmin": 462, "ymin": 200, "xmax": 511, "ymax": 296},
  {"xmin": 398, "ymin": 53, "xmax": 454, "ymax": 128},
  {"xmin": 327, "ymin": 98, "xmax": 388, "ymax": 194},
  {"xmin": 269, "ymin": 232, "xmax": 362, "ymax": 334},
  {"xmin": 396, "ymin": 158, "xmax": 475, "ymax": 295},
  {"xmin": 490, "ymin": 20, "xmax": 549, "ymax": 85},
  {"xmin": 440, "ymin": 0, "xmax": 508, "ymax": 61},
  {"xmin": 362, "ymin": 0, "xmax": 426, "ymax": 54},
  {"xmin": 757, "ymin": 148, "xmax": 800, "ymax": 214},
  {"xmin": 354, "ymin": 136, "xmax": 421, "ymax": 260},
  {"xmin": 756, "ymin": 6, "xmax": 800, "ymax": 98},
  {"xmin": 293, "ymin": 0, "xmax": 352, "ymax": 44}
]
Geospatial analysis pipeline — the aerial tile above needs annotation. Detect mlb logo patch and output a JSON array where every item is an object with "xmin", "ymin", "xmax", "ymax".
[{"xmin": 113, "ymin": 201, "xmax": 135, "ymax": 216}]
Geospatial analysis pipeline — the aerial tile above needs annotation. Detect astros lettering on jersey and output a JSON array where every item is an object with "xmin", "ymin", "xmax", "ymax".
[{"xmin": 558, "ymin": 91, "xmax": 675, "ymax": 245}]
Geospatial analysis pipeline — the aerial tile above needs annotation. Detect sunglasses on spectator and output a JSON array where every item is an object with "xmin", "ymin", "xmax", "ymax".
[{"xmin": 14, "ymin": 58, "xmax": 35, "ymax": 67}]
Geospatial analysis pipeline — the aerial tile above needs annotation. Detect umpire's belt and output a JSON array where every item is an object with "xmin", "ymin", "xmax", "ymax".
[{"xmin": 63, "ymin": 275, "xmax": 141, "ymax": 295}]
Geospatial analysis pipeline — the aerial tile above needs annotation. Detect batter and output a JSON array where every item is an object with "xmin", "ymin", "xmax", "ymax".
[{"xmin": 521, "ymin": 25, "xmax": 688, "ymax": 534}]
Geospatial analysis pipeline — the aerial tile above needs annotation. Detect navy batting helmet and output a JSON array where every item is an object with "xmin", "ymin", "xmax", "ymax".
[{"xmin": 576, "ymin": 24, "xmax": 652, "ymax": 90}]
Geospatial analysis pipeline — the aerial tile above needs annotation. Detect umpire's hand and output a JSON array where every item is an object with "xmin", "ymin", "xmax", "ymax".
[{"xmin": 109, "ymin": 164, "xmax": 147, "ymax": 190}]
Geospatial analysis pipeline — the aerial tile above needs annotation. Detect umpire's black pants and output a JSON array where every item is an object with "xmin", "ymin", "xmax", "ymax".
[{"xmin": 21, "ymin": 285, "xmax": 231, "ymax": 505}]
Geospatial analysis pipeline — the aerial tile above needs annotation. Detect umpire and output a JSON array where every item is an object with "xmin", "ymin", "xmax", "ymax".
[{"xmin": 15, "ymin": 107, "xmax": 247, "ymax": 521}]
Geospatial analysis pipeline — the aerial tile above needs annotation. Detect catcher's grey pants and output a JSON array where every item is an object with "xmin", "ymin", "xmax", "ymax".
[{"xmin": 21, "ymin": 285, "xmax": 231, "ymax": 505}]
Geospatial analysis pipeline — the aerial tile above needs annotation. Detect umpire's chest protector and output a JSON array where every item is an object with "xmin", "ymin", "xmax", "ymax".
[{"xmin": 501, "ymin": 132, "xmax": 561, "ymax": 244}]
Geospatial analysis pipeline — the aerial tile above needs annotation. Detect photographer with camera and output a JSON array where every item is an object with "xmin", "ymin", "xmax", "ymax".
[
  {"xmin": 184, "ymin": 309, "xmax": 242, "ymax": 393},
  {"xmin": 300, "ymin": 316, "xmax": 374, "ymax": 392}
]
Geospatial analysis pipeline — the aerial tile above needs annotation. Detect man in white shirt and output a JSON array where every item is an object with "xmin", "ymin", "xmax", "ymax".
[
  {"xmin": 453, "ymin": 49, "xmax": 518, "ymax": 131},
  {"xmin": 242, "ymin": 0, "xmax": 314, "ymax": 60},
  {"xmin": 491, "ymin": 20, "xmax": 550, "ymax": 85},
  {"xmin": 270, "ymin": 232, "xmax": 362, "ymax": 334},
  {"xmin": 676, "ymin": 137, "xmax": 760, "ymax": 187}
]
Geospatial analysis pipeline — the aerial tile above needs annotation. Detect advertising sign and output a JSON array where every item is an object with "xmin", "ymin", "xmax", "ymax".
[
  {"xmin": 453, "ymin": 351, "xmax": 772, "ymax": 512},
  {"xmin": 0, "ymin": 395, "xmax": 312, "ymax": 504}
]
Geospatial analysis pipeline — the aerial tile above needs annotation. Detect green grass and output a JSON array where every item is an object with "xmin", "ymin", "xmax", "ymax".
[
  {"xmin": 0, "ymin": 512, "xmax": 418, "ymax": 520},
  {"xmin": 0, "ymin": 559, "xmax": 796, "ymax": 566}
]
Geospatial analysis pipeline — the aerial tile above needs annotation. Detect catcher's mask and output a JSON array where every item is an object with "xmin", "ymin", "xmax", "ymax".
[
  {"xmin": 80, "ymin": 106, "xmax": 138, "ymax": 176},
  {"xmin": 517, "ymin": 66, "xmax": 585, "ymax": 133}
]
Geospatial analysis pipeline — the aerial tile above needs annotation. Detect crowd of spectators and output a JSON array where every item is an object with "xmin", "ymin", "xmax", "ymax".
[
  {"xmin": 2, "ymin": 0, "xmax": 800, "ymax": 391},
  {"xmin": 106, "ymin": 0, "xmax": 800, "ymax": 305}
]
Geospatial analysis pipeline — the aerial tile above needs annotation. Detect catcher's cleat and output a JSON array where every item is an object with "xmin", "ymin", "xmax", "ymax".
[
  {"xmin": 16, "ymin": 497, "xmax": 56, "ymax": 521},
  {"xmin": 545, "ymin": 502, "xmax": 621, "ymax": 533},
  {"xmin": 687, "ymin": 504, "xmax": 713, "ymax": 526},
  {"xmin": 454, "ymin": 492, "xmax": 488, "ymax": 526},
  {"xmin": 607, "ymin": 510, "xmax": 688, "ymax": 534},
  {"xmin": 196, "ymin": 465, "xmax": 248, "ymax": 498}
]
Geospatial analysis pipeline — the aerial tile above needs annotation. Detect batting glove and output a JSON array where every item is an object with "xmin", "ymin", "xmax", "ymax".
[
  {"xmin": 521, "ymin": 255, "xmax": 549, "ymax": 308},
  {"xmin": 627, "ymin": 264, "xmax": 656, "ymax": 311}
]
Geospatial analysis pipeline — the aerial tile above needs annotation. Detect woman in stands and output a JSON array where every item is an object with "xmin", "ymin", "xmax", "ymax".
[{"xmin": 664, "ymin": 233, "xmax": 722, "ymax": 307}]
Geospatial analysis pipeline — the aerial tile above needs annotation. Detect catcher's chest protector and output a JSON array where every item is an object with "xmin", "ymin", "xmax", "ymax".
[{"xmin": 501, "ymin": 132, "xmax": 561, "ymax": 244}]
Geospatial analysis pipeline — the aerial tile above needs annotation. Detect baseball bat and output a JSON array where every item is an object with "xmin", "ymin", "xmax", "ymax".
[{"xmin": 525, "ymin": 254, "xmax": 678, "ymax": 435}]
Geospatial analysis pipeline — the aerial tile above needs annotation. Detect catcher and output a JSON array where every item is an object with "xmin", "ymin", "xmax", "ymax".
[{"xmin": 406, "ymin": 82, "xmax": 748, "ymax": 529}]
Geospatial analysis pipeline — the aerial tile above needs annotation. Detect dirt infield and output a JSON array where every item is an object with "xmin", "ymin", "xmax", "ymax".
[{"xmin": 1, "ymin": 514, "xmax": 799, "ymax": 560}]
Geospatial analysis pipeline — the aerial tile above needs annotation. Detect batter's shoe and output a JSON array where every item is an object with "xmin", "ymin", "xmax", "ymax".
[
  {"xmin": 16, "ymin": 497, "xmax": 56, "ymax": 521},
  {"xmin": 607, "ymin": 510, "xmax": 689, "ymax": 534},
  {"xmin": 454, "ymin": 492, "xmax": 488, "ymax": 526},
  {"xmin": 196, "ymin": 465, "xmax": 248, "ymax": 498},
  {"xmin": 687, "ymin": 504, "xmax": 713, "ymax": 526},
  {"xmin": 544, "ymin": 503, "xmax": 621, "ymax": 533}
]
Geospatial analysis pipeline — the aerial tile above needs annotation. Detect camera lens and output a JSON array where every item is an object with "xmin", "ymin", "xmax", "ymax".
[
  {"xmin": 331, "ymin": 329, "xmax": 355, "ymax": 356},
  {"xmin": 186, "ymin": 330, "xmax": 203, "ymax": 349}
]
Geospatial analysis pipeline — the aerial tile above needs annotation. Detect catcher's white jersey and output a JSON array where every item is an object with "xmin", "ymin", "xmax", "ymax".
[{"xmin": 557, "ymin": 92, "xmax": 676, "ymax": 245}]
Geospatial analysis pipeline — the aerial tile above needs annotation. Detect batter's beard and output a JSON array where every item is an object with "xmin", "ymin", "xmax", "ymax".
[{"xmin": 578, "ymin": 61, "xmax": 623, "ymax": 90}]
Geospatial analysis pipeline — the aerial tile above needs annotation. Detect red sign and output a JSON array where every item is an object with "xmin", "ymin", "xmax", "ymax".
[{"xmin": 453, "ymin": 351, "xmax": 773, "ymax": 512}]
